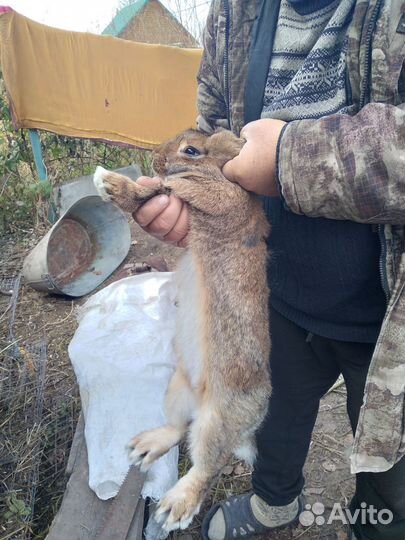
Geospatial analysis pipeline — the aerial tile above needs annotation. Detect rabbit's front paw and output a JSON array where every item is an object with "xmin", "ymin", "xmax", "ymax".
[
  {"xmin": 128, "ymin": 425, "xmax": 182, "ymax": 472},
  {"xmin": 94, "ymin": 166, "xmax": 167, "ymax": 213},
  {"xmin": 93, "ymin": 166, "xmax": 112, "ymax": 201},
  {"xmin": 93, "ymin": 166, "xmax": 134, "ymax": 211}
]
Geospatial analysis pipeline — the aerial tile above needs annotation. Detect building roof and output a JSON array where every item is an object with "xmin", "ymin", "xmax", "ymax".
[{"xmin": 102, "ymin": 0, "xmax": 150, "ymax": 36}]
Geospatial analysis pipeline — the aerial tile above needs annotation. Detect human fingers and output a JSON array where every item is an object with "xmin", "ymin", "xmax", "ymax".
[
  {"xmin": 162, "ymin": 202, "xmax": 189, "ymax": 244},
  {"xmin": 222, "ymin": 139, "xmax": 256, "ymax": 185},
  {"xmin": 133, "ymin": 194, "xmax": 170, "ymax": 228},
  {"xmin": 222, "ymin": 119, "xmax": 285, "ymax": 196},
  {"xmin": 141, "ymin": 195, "xmax": 185, "ymax": 240}
]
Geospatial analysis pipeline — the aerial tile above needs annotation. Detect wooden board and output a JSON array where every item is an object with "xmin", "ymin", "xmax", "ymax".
[{"xmin": 46, "ymin": 414, "xmax": 145, "ymax": 540}]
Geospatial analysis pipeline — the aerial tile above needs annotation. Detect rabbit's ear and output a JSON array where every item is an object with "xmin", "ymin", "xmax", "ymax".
[{"xmin": 206, "ymin": 130, "xmax": 245, "ymax": 164}]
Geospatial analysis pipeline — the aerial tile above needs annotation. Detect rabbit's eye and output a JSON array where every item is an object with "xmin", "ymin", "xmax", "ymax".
[{"xmin": 183, "ymin": 146, "xmax": 201, "ymax": 156}]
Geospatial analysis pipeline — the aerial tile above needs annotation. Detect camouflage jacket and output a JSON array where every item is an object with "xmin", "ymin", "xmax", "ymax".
[{"xmin": 197, "ymin": 0, "xmax": 405, "ymax": 474}]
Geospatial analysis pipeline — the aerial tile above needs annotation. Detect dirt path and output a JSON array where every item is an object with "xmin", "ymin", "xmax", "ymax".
[{"xmin": 0, "ymin": 222, "xmax": 353, "ymax": 540}]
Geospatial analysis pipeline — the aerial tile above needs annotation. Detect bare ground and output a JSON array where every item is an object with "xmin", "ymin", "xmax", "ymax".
[{"xmin": 0, "ymin": 222, "xmax": 354, "ymax": 540}]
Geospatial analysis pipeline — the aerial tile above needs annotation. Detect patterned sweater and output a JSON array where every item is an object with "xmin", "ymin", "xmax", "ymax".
[{"xmin": 263, "ymin": 0, "xmax": 352, "ymax": 119}]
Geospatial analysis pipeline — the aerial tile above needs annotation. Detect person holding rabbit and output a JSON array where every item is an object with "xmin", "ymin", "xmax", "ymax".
[{"xmin": 130, "ymin": 0, "xmax": 405, "ymax": 539}]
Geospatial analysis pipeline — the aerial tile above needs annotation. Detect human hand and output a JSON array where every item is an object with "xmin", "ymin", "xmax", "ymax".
[
  {"xmin": 222, "ymin": 119, "xmax": 286, "ymax": 196},
  {"xmin": 132, "ymin": 177, "xmax": 189, "ymax": 247}
]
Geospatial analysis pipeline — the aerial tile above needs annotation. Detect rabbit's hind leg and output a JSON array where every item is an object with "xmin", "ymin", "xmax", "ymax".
[
  {"xmin": 155, "ymin": 400, "xmax": 236, "ymax": 531},
  {"xmin": 93, "ymin": 166, "xmax": 168, "ymax": 213},
  {"xmin": 128, "ymin": 366, "xmax": 195, "ymax": 472}
]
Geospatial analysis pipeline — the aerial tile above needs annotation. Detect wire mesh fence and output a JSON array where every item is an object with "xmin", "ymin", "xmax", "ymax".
[{"xmin": 0, "ymin": 275, "xmax": 79, "ymax": 540}]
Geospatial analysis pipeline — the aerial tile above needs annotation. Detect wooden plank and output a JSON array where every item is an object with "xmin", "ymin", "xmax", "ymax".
[
  {"xmin": 127, "ymin": 496, "xmax": 145, "ymax": 540},
  {"xmin": 96, "ymin": 466, "xmax": 145, "ymax": 540},
  {"xmin": 46, "ymin": 416, "xmax": 145, "ymax": 540},
  {"xmin": 65, "ymin": 413, "xmax": 85, "ymax": 476}
]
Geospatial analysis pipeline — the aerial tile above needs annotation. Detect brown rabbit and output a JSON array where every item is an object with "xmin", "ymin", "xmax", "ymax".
[{"xmin": 93, "ymin": 129, "xmax": 271, "ymax": 532}]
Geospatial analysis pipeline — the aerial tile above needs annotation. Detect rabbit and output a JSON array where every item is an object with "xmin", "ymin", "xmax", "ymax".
[{"xmin": 93, "ymin": 128, "xmax": 271, "ymax": 532}]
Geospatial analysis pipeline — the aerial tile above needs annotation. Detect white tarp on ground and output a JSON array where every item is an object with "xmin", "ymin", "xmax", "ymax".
[{"xmin": 68, "ymin": 272, "xmax": 178, "ymax": 537}]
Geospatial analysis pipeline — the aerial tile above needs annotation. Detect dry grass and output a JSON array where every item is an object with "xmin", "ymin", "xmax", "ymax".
[{"xmin": 0, "ymin": 251, "xmax": 80, "ymax": 540}]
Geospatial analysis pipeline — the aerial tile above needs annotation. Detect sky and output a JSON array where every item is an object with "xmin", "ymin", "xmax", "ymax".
[{"xmin": 5, "ymin": 0, "xmax": 209, "ymax": 36}]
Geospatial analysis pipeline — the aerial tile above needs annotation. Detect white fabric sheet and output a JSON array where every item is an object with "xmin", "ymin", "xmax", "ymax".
[{"xmin": 68, "ymin": 273, "xmax": 179, "ymax": 527}]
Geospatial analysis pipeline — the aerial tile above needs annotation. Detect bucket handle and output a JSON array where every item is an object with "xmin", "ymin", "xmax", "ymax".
[{"xmin": 41, "ymin": 273, "xmax": 57, "ymax": 291}]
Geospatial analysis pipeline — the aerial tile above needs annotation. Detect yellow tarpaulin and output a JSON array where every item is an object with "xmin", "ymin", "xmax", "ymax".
[{"xmin": 0, "ymin": 9, "xmax": 202, "ymax": 148}]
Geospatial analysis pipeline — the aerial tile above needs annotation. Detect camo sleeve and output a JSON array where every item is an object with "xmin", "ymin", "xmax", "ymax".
[
  {"xmin": 278, "ymin": 102, "xmax": 405, "ymax": 224},
  {"xmin": 196, "ymin": 0, "xmax": 228, "ymax": 133}
]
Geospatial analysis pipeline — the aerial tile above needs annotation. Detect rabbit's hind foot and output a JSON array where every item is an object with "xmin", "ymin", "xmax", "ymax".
[{"xmin": 155, "ymin": 468, "xmax": 206, "ymax": 531}]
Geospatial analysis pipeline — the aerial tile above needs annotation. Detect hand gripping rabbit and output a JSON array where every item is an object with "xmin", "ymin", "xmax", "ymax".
[{"xmin": 93, "ymin": 129, "xmax": 271, "ymax": 532}]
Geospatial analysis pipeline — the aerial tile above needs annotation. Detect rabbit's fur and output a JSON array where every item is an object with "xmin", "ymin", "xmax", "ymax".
[{"xmin": 93, "ymin": 129, "xmax": 271, "ymax": 532}]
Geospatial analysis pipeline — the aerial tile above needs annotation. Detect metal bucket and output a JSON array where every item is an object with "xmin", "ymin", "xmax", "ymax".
[{"xmin": 23, "ymin": 196, "xmax": 131, "ymax": 297}]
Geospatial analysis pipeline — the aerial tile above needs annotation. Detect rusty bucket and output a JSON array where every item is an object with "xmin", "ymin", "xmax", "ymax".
[{"xmin": 23, "ymin": 196, "xmax": 130, "ymax": 297}]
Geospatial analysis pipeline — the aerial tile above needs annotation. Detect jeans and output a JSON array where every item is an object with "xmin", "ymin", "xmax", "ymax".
[{"xmin": 252, "ymin": 307, "xmax": 405, "ymax": 540}]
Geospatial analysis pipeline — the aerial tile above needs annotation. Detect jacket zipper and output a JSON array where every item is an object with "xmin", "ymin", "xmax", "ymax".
[
  {"xmin": 358, "ymin": 0, "xmax": 389, "ymax": 301},
  {"xmin": 359, "ymin": 0, "xmax": 384, "ymax": 109},
  {"xmin": 223, "ymin": 0, "xmax": 231, "ymax": 128},
  {"xmin": 378, "ymin": 225, "xmax": 390, "ymax": 301}
]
